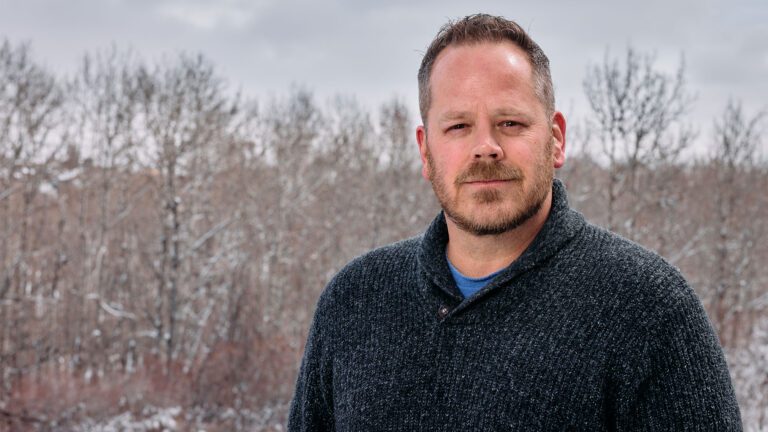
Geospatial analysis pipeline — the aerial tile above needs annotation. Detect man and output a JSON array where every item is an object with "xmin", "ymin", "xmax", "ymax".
[{"xmin": 289, "ymin": 14, "xmax": 741, "ymax": 431}]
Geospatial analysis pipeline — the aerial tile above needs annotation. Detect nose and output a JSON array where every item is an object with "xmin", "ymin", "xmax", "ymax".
[{"xmin": 472, "ymin": 128, "xmax": 504, "ymax": 160}]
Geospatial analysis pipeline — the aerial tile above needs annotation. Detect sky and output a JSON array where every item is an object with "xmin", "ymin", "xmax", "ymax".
[{"xmin": 1, "ymin": 0, "xmax": 766, "ymax": 155}]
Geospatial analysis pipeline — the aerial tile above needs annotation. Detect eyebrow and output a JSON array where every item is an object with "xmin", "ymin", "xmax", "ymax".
[
  {"xmin": 491, "ymin": 108, "xmax": 532, "ymax": 120},
  {"xmin": 438, "ymin": 111, "xmax": 472, "ymax": 122},
  {"xmin": 437, "ymin": 108, "xmax": 534, "ymax": 123}
]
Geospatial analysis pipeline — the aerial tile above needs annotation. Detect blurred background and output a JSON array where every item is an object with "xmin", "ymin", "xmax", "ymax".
[{"xmin": 0, "ymin": 0, "xmax": 766, "ymax": 430}]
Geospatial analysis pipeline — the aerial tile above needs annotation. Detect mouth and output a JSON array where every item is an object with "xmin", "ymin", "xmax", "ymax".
[{"xmin": 462, "ymin": 178, "xmax": 515, "ymax": 186}]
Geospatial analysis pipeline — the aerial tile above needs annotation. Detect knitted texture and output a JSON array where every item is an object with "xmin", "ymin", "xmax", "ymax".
[{"xmin": 288, "ymin": 180, "xmax": 742, "ymax": 431}]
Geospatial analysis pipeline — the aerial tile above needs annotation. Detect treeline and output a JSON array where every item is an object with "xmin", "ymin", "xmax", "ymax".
[{"xmin": 0, "ymin": 40, "xmax": 765, "ymax": 430}]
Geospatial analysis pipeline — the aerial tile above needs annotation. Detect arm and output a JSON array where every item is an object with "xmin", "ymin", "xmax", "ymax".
[
  {"xmin": 288, "ymin": 305, "xmax": 335, "ymax": 432},
  {"xmin": 615, "ymin": 284, "xmax": 742, "ymax": 431}
]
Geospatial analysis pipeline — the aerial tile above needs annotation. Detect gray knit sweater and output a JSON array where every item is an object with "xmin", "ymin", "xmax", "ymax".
[{"xmin": 288, "ymin": 180, "xmax": 742, "ymax": 431}]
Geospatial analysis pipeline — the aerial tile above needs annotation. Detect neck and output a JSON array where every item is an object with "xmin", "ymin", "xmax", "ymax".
[{"xmin": 445, "ymin": 191, "xmax": 552, "ymax": 278}]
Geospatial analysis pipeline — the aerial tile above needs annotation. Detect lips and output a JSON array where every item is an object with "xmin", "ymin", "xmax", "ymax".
[{"xmin": 463, "ymin": 178, "xmax": 513, "ymax": 184}]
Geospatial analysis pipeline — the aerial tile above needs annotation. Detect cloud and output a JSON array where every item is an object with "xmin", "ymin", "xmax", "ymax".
[
  {"xmin": 0, "ymin": 0, "xmax": 764, "ymax": 135},
  {"xmin": 155, "ymin": 0, "xmax": 263, "ymax": 31}
]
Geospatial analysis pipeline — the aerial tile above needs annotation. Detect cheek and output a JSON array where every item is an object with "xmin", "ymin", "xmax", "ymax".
[{"xmin": 428, "ymin": 147, "xmax": 469, "ymax": 184}]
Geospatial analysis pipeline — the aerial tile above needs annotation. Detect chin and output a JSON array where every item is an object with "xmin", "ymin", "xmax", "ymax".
[
  {"xmin": 448, "ymin": 207, "xmax": 525, "ymax": 236},
  {"xmin": 449, "ymin": 192, "xmax": 546, "ymax": 236}
]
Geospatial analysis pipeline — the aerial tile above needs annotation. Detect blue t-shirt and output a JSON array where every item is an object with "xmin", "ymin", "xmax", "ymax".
[{"xmin": 446, "ymin": 256, "xmax": 504, "ymax": 298}]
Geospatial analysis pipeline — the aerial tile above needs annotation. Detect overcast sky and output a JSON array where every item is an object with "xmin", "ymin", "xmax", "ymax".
[{"xmin": 2, "ymin": 0, "xmax": 766, "ymax": 153}]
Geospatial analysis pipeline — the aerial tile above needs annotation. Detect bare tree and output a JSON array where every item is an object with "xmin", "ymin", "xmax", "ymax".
[
  {"xmin": 368, "ymin": 97, "xmax": 434, "ymax": 248},
  {"xmin": 136, "ymin": 53, "xmax": 239, "ymax": 371},
  {"xmin": 707, "ymin": 101, "xmax": 764, "ymax": 345},
  {"xmin": 62, "ymin": 48, "xmax": 146, "ymax": 382},
  {"xmin": 582, "ymin": 47, "xmax": 695, "ymax": 240},
  {"xmin": 0, "ymin": 40, "xmax": 66, "ymax": 414}
]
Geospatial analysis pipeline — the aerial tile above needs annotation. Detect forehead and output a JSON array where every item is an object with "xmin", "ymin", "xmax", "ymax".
[{"xmin": 428, "ymin": 41, "xmax": 539, "ymax": 117}]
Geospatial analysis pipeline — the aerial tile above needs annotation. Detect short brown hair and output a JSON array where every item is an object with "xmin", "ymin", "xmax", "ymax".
[{"xmin": 417, "ymin": 14, "xmax": 555, "ymax": 124}]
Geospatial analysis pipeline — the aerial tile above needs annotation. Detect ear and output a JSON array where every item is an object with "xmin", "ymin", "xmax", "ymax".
[
  {"xmin": 416, "ymin": 125, "xmax": 430, "ymax": 180},
  {"xmin": 551, "ymin": 111, "xmax": 566, "ymax": 169}
]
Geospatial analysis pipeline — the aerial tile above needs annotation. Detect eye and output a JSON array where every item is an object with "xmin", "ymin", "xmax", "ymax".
[
  {"xmin": 500, "ymin": 120, "xmax": 521, "ymax": 128},
  {"xmin": 447, "ymin": 123, "xmax": 468, "ymax": 131}
]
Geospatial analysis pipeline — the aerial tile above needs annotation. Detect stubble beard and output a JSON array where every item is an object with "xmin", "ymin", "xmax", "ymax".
[{"xmin": 426, "ymin": 142, "xmax": 553, "ymax": 236}]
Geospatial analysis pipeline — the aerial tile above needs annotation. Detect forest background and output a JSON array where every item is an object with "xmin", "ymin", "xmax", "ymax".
[{"xmin": 1, "ymin": 3, "xmax": 767, "ymax": 431}]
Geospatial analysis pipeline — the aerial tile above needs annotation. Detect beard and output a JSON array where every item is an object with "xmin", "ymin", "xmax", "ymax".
[{"xmin": 426, "ymin": 141, "xmax": 553, "ymax": 236}]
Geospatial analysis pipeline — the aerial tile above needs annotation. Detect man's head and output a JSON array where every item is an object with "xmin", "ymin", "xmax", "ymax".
[
  {"xmin": 418, "ymin": 14, "xmax": 555, "ymax": 126},
  {"xmin": 415, "ymin": 15, "xmax": 565, "ymax": 236}
]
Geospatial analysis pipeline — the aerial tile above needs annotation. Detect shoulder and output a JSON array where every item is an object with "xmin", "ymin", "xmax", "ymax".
[
  {"xmin": 314, "ymin": 235, "xmax": 422, "ymax": 314},
  {"xmin": 583, "ymin": 223, "xmax": 675, "ymax": 272},
  {"xmin": 579, "ymin": 222, "xmax": 686, "ymax": 283},
  {"xmin": 331, "ymin": 236, "xmax": 420, "ymax": 289},
  {"xmin": 571, "ymin": 222, "xmax": 697, "ymax": 319},
  {"xmin": 570, "ymin": 225, "xmax": 721, "ymax": 357}
]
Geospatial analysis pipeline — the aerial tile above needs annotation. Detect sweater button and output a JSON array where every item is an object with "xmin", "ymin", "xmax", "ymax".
[{"xmin": 437, "ymin": 305, "xmax": 450, "ymax": 319}]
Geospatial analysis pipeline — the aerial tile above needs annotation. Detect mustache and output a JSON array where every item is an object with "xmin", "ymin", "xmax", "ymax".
[{"xmin": 455, "ymin": 161, "xmax": 524, "ymax": 186}]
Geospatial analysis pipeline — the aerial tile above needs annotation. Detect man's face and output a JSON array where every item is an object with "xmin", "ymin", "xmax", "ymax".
[{"xmin": 416, "ymin": 41, "xmax": 565, "ymax": 236}]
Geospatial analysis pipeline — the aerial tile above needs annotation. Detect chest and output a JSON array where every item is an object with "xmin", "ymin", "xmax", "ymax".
[{"xmin": 331, "ymin": 311, "xmax": 612, "ymax": 431}]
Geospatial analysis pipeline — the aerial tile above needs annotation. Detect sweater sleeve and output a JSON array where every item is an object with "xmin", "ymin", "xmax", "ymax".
[
  {"xmin": 287, "ymin": 301, "xmax": 335, "ymax": 432},
  {"xmin": 615, "ymin": 281, "xmax": 742, "ymax": 431}
]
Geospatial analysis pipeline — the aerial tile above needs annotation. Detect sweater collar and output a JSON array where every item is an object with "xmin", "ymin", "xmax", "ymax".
[{"xmin": 417, "ymin": 178, "xmax": 586, "ymax": 301}]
